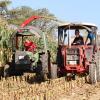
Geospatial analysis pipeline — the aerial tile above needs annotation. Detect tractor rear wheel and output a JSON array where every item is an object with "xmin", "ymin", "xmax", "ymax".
[
  {"xmin": 89, "ymin": 48, "xmax": 100, "ymax": 84},
  {"xmin": 89, "ymin": 62, "xmax": 97, "ymax": 84}
]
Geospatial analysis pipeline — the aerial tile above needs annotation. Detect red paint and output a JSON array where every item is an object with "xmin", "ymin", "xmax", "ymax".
[
  {"xmin": 24, "ymin": 40, "xmax": 36, "ymax": 52},
  {"xmin": 20, "ymin": 16, "xmax": 41, "ymax": 28},
  {"xmin": 58, "ymin": 45, "xmax": 94, "ymax": 74}
]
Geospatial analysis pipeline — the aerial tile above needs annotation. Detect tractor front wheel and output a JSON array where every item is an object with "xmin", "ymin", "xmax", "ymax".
[{"xmin": 89, "ymin": 63, "xmax": 97, "ymax": 84}]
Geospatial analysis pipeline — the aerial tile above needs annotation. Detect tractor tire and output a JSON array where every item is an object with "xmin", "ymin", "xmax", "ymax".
[
  {"xmin": 96, "ymin": 50, "xmax": 100, "ymax": 82},
  {"xmin": 40, "ymin": 53, "xmax": 48, "ymax": 80},
  {"xmin": 4, "ymin": 64, "xmax": 10, "ymax": 77},
  {"xmin": 50, "ymin": 63, "xmax": 57, "ymax": 79},
  {"xmin": 89, "ymin": 62, "xmax": 97, "ymax": 84}
]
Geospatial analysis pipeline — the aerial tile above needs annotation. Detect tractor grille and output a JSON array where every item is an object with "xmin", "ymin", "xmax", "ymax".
[{"xmin": 66, "ymin": 48, "xmax": 79, "ymax": 64}]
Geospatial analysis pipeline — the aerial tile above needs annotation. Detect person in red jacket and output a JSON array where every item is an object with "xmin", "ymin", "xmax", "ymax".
[{"xmin": 24, "ymin": 40, "xmax": 37, "ymax": 52}]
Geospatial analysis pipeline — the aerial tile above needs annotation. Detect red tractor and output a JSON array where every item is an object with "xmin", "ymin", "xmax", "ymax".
[{"xmin": 56, "ymin": 22, "xmax": 100, "ymax": 84}]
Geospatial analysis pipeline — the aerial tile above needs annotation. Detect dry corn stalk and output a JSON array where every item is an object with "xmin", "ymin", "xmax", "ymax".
[{"xmin": 0, "ymin": 74, "xmax": 87, "ymax": 100}]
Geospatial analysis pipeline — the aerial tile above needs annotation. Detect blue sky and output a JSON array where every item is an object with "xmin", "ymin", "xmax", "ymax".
[{"xmin": 9, "ymin": 0, "xmax": 100, "ymax": 28}]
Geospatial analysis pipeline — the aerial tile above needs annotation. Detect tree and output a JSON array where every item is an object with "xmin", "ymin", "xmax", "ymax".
[
  {"xmin": 0, "ymin": 0, "xmax": 11, "ymax": 15},
  {"xmin": 8, "ymin": 6, "xmax": 35, "ymax": 25}
]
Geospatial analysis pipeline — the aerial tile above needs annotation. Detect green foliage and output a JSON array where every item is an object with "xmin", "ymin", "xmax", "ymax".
[
  {"xmin": 0, "ymin": 3, "xmax": 59, "ymax": 63},
  {"xmin": 0, "ymin": 17, "xmax": 13, "ymax": 64},
  {"xmin": 0, "ymin": 0, "xmax": 11, "ymax": 15},
  {"xmin": 46, "ymin": 34, "xmax": 58, "ymax": 62},
  {"xmin": 0, "ymin": 1, "xmax": 11, "ymax": 7},
  {"xmin": 0, "ymin": 17, "xmax": 14, "ymax": 48},
  {"xmin": 8, "ymin": 6, "xmax": 34, "ymax": 25},
  {"xmin": 48, "ymin": 41, "xmax": 57, "ymax": 63}
]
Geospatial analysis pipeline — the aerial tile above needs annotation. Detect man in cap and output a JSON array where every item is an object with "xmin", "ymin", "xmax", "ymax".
[{"xmin": 72, "ymin": 29, "xmax": 84, "ymax": 45}]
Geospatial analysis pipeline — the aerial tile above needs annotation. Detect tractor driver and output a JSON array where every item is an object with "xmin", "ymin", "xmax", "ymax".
[{"xmin": 72, "ymin": 29, "xmax": 84, "ymax": 45}]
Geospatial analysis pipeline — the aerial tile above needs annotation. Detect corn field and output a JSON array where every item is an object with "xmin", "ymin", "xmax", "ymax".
[{"xmin": 0, "ymin": 48, "xmax": 12, "ymax": 66}]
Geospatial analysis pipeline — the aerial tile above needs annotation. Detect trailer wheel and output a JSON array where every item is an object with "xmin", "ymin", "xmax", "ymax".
[
  {"xmin": 4, "ymin": 64, "xmax": 10, "ymax": 77},
  {"xmin": 50, "ymin": 63, "xmax": 57, "ymax": 79},
  {"xmin": 89, "ymin": 63, "xmax": 97, "ymax": 84}
]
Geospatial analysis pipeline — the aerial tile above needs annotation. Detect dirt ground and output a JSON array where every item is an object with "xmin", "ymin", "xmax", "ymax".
[{"xmin": 58, "ymin": 83, "xmax": 100, "ymax": 100}]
